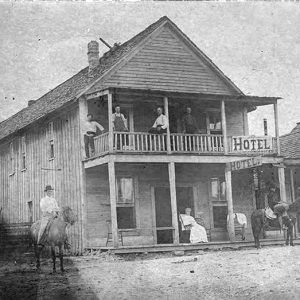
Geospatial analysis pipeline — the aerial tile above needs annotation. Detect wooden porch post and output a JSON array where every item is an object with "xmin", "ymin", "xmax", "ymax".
[
  {"xmin": 225, "ymin": 164, "xmax": 235, "ymax": 241},
  {"xmin": 278, "ymin": 166, "xmax": 287, "ymax": 202},
  {"xmin": 79, "ymin": 96, "xmax": 88, "ymax": 158},
  {"xmin": 168, "ymin": 162, "xmax": 179, "ymax": 244},
  {"xmin": 108, "ymin": 91, "xmax": 114, "ymax": 153},
  {"xmin": 273, "ymin": 100, "xmax": 280, "ymax": 155},
  {"xmin": 221, "ymin": 100, "xmax": 228, "ymax": 154},
  {"xmin": 163, "ymin": 96, "xmax": 171, "ymax": 154},
  {"xmin": 290, "ymin": 168, "xmax": 298, "ymax": 237},
  {"xmin": 108, "ymin": 161, "xmax": 119, "ymax": 247},
  {"xmin": 243, "ymin": 106, "xmax": 249, "ymax": 135},
  {"xmin": 78, "ymin": 96, "xmax": 88, "ymax": 251}
]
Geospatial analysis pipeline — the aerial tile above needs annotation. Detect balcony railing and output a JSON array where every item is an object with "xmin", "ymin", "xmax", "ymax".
[{"xmin": 90, "ymin": 132, "xmax": 278, "ymax": 158}]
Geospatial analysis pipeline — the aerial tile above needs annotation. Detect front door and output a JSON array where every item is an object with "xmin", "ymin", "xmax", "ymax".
[
  {"xmin": 154, "ymin": 187, "xmax": 173, "ymax": 244},
  {"xmin": 154, "ymin": 187, "xmax": 194, "ymax": 244}
]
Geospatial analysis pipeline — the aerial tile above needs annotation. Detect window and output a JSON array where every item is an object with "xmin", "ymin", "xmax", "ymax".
[
  {"xmin": 21, "ymin": 136, "xmax": 26, "ymax": 170},
  {"xmin": 48, "ymin": 122, "xmax": 55, "ymax": 159},
  {"xmin": 116, "ymin": 177, "xmax": 136, "ymax": 229},
  {"xmin": 206, "ymin": 110, "xmax": 222, "ymax": 134},
  {"xmin": 210, "ymin": 177, "xmax": 227, "ymax": 229},
  {"xmin": 9, "ymin": 142, "xmax": 15, "ymax": 175},
  {"xmin": 210, "ymin": 177, "xmax": 226, "ymax": 201}
]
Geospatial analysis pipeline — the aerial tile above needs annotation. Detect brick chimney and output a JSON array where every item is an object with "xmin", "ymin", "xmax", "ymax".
[{"xmin": 87, "ymin": 41, "xmax": 99, "ymax": 73}]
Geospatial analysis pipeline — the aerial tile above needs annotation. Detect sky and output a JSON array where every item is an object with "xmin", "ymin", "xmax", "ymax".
[{"xmin": 0, "ymin": 1, "xmax": 299, "ymax": 136}]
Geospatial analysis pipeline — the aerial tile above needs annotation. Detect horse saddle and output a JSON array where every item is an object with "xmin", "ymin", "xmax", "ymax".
[{"xmin": 265, "ymin": 207, "xmax": 277, "ymax": 220}]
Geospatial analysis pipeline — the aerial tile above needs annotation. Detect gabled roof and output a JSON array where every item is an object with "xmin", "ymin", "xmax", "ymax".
[
  {"xmin": 280, "ymin": 123, "xmax": 300, "ymax": 159},
  {"xmin": 0, "ymin": 16, "xmax": 276, "ymax": 141}
]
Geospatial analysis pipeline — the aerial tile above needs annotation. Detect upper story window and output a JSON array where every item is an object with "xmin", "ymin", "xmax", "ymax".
[
  {"xmin": 48, "ymin": 122, "xmax": 55, "ymax": 160},
  {"xmin": 206, "ymin": 110, "xmax": 222, "ymax": 134},
  {"xmin": 21, "ymin": 136, "xmax": 26, "ymax": 170},
  {"xmin": 116, "ymin": 177, "xmax": 136, "ymax": 229},
  {"xmin": 9, "ymin": 142, "xmax": 15, "ymax": 175}
]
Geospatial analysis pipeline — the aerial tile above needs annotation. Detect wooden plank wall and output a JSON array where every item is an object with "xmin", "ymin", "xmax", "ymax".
[
  {"xmin": 0, "ymin": 104, "xmax": 84, "ymax": 253},
  {"xmin": 92, "ymin": 25, "xmax": 236, "ymax": 95},
  {"xmin": 226, "ymin": 104, "xmax": 246, "ymax": 136}
]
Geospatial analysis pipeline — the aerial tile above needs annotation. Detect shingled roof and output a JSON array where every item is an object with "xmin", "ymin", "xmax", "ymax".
[
  {"xmin": 0, "ymin": 16, "xmax": 167, "ymax": 141},
  {"xmin": 280, "ymin": 123, "xmax": 300, "ymax": 159}
]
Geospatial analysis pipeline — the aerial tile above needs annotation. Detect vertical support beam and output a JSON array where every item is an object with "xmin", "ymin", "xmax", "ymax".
[
  {"xmin": 273, "ymin": 100, "xmax": 280, "ymax": 155},
  {"xmin": 243, "ymin": 106, "xmax": 249, "ymax": 135},
  {"xmin": 289, "ymin": 168, "xmax": 298, "ymax": 238},
  {"xmin": 278, "ymin": 166, "xmax": 287, "ymax": 202},
  {"xmin": 163, "ymin": 96, "xmax": 171, "ymax": 154},
  {"xmin": 168, "ymin": 162, "xmax": 179, "ymax": 244},
  {"xmin": 225, "ymin": 163, "xmax": 235, "ymax": 241},
  {"xmin": 290, "ymin": 168, "xmax": 295, "ymax": 202},
  {"xmin": 78, "ymin": 96, "xmax": 88, "ymax": 251},
  {"xmin": 221, "ymin": 100, "xmax": 228, "ymax": 154},
  {"xmin": 108, "ymin": 161, "xmax": 119, "ymax": 247},
  {"xmin": 108, "ymin": 91, "xmax": 114, "ymax": 153},
  {"xmin": 79, "ymin": 96, "xmax": 88, "ymax": 158}
]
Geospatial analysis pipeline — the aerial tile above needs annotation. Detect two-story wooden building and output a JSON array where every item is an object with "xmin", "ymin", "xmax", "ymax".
[{"xmin": 0, "ymin": 16, "xmax": 286, "ymax": 253}]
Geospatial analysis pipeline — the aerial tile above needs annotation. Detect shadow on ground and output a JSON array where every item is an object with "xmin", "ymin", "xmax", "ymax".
[{"xmin": 0, "ymin": 246, "xmax": 99, "ymax": 300}]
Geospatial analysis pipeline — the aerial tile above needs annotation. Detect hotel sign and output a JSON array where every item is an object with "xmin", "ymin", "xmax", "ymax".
[
  {"xmin": 230, "ymin": 156, "xmax": 262, "ymax": 171},
  {"xmin": 231, "ymin": 136, "xmax": 273, "ymax": 153}
]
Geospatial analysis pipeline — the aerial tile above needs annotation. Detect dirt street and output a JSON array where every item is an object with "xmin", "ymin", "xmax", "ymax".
[{"xmin": 0, "ymin": 245, "xmax": 300, "ymax": 300}]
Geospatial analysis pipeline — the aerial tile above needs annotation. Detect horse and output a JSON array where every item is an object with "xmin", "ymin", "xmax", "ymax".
[
  {"xmin": 30, "ymin": 206, "xmax": 77, "ymax": 273},
  {"xmin": 251, "ymin": 199, "xmax": 300, "ymax": 249}
]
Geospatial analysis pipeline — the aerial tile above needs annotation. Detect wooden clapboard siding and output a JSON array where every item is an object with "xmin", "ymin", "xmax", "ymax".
[
  {"xmin": 94, "ymin": 26, "xmax": 237, "ymax": 96},
  {"xmin": 0, "ymin": 104, "xmax": 84, "ymax": 253}
]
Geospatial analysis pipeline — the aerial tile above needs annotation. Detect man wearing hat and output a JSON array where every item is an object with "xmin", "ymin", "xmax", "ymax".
[{"xmin": 37, "ymin": 185, "xmax": 60, "ymax": 246}]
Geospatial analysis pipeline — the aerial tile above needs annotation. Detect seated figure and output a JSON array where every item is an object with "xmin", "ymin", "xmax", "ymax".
[{"xmin": 179, "ymin": 208, "xmax": 208, "ymax": 244}]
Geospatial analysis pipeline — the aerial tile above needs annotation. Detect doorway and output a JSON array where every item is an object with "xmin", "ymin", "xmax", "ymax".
[{"xmin": 154, "ymin": 186, "xmax": 194, "ymax": 244}]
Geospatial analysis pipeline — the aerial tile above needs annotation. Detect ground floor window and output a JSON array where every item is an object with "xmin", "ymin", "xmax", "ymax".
[
  {"xmin": 117, "ymin": 206, "xmax": 136, "ymax": 229},
  {"xmin": 116, "ymin": 177, "xmax": 136, "ymax": 229}
]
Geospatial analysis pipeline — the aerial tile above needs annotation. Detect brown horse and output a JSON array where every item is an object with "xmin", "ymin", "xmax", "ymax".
[
  {"xmin": 30, "ymin": 206, "xmax": 77, "ymax": 273},
  {"xmin": 251, "ymin": 199, "xmax": 300, "ymax": 249}
]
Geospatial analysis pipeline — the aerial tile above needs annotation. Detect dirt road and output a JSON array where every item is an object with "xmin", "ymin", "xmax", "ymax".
[{"xmin": 1, "ymin": 245, "xmax": 300, "ymax": 299}]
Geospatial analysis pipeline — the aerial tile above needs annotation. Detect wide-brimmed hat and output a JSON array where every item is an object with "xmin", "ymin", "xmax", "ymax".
[{"xmin": 44, "ymin": 185, "xmax": 54, "ymax": 192}]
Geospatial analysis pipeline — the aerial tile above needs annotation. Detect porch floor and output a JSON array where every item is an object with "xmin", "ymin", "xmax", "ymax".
[{"xmin": 86, "ymin": 238, "xmax": 300, "ymax": 254}]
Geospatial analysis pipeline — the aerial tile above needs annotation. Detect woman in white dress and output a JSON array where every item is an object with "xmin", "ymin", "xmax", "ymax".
[{"xmin": 180, "ymin": 208, "xmax": 208, "ymax": 243}]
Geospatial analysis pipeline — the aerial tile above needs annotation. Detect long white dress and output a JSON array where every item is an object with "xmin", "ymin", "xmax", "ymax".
[{"xmin": 180, "ymin": 214, "xmax": 208, "ymax": 243}]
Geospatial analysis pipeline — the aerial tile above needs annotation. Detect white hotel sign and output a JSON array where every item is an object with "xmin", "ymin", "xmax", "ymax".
[
  {"xmin": 231, "ymin": 136, "xmax": 273, "ymax": 153},
  {"xmin": 229, "ymin": 156, "xmax": 262, "ymax": 172}
]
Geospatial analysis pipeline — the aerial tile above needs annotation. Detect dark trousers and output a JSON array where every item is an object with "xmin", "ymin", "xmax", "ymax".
[
  {"xmin": 84, "ymin": 133, "xmax": 96, "ymax": 158},
  {"xmin": 148, "ymin": 126, "xmax": 167, "ymax": 134}
]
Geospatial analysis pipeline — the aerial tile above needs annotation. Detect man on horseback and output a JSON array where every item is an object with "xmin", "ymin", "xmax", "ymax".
[
  {"xmin": 37, "ymin": 185, "xmax": 60, "ymax": 246},
  {"xmin": 267, "ymin": 184, "xmax": 289, "ymax": 230}
]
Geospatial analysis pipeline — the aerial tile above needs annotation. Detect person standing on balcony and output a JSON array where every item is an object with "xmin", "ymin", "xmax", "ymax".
[
  {"xmin": 112, "ymin": 105, "xmax": 128, "ymax": 150},
  {"xmin": 148, "ymin": 107, "xmax": 168, "ymax": 134},
  {"xmin": 182, "ymin": 107, "xmax": 199, "ymax": 134},
  {"xmin": 84, "ymin": 113, "xmax": 104, "ymax": 158}
]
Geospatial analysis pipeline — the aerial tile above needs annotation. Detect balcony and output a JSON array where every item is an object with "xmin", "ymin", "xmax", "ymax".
[{"xmin": 90, "ymin": 132, "xmax": 278, "ymax": 158}]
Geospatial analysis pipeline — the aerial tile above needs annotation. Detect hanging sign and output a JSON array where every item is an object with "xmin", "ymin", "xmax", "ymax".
[
  {"xmin": 229, "ymin": 156, "xmax": 262, "ymax": 171},
  {"xmin": 231, "ymin": 136, "xmax": 273, "ymax": 153}
]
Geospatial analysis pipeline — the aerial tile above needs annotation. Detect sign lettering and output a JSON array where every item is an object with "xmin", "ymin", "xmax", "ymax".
[
  {"xmin": 232, "ymin": 136, "xmax": 272, "ymax": 152},
  {"xmin": 230, "ymin": 156, "xmax": 262, "ymax": 171}
]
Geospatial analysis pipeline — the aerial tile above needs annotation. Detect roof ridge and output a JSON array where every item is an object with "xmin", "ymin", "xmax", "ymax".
[{"xmin": 164, "ymin": 17, "xmax": 244, "ymax": 95}]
